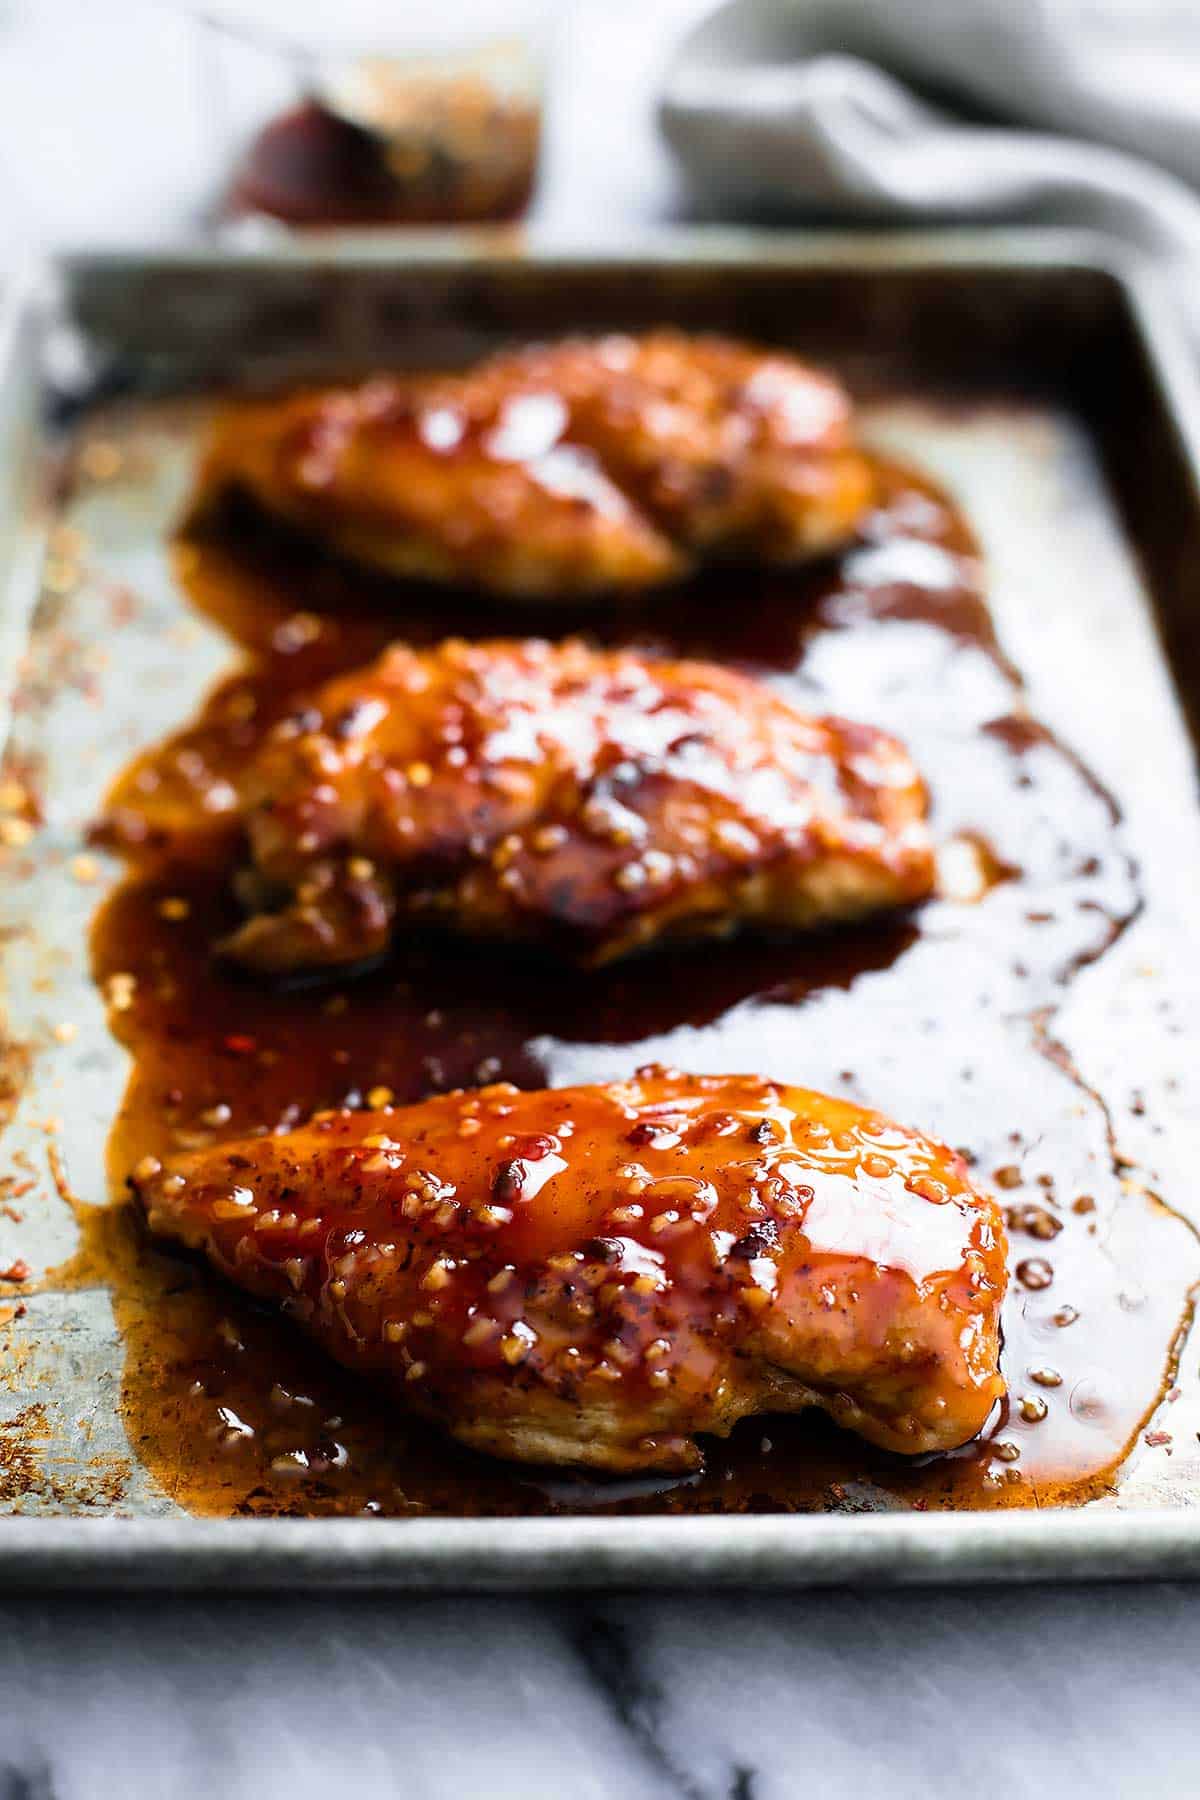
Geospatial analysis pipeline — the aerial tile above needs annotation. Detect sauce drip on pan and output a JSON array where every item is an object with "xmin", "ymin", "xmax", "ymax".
[{"xmin": 64, "ymin": 450, "xmax": 1197, "ymax": 1517}]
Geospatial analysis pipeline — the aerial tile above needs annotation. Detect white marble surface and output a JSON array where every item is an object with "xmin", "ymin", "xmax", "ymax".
[
  {"xmin": 3, "ymin": 3, "xmax": 1200, "ymax": 1794},
  {"xmin": 1, "ymin": 1583, "xmax": 1199, "ymax": 1797}
]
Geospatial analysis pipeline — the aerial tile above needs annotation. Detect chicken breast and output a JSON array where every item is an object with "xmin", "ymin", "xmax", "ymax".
[
  {"xmin": 202, "ymin": 332, "xmax": 876, "ymax": 597},
  {"xmin": 130, "ymin": 1068, "xmax": 1007, "ymax": 1473},
  {"xmin": 221, "ymin": 637, "xmax": 934, "ymax": 973}
]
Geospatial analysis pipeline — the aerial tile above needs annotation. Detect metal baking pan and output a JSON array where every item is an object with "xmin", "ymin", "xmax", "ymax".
[{"xmin": 2, "ymin": 228, "xmax": 1200, "ymax": 1588}]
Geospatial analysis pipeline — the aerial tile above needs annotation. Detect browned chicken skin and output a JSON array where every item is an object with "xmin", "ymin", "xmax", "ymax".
[
  {"xmin": 221, "ymin": 637, "xmax": 934, "ymax": 973},
  {"xmin": 203, "ymin": 332, "xmax": 877, "ymax": 597},
  {"xmin": 130, "ymin": 1069, "xmax": 1007, "ymax": 1473}
]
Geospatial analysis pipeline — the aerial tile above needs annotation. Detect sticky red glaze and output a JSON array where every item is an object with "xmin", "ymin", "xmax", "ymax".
[
  {"xmin": 204, "ymin": 332, "xmax": 877, "ymax": 596},
  {"xmin": 130, "ymin": 1068, "xmax": 1006, "ymax": 1473},
  {"xmin": 209, "ymin": 636, "xmax": 934, "ymax": 972},
  {"xmin": 229, "ymin": 96, "xmax": 540, "ymax": 229}
]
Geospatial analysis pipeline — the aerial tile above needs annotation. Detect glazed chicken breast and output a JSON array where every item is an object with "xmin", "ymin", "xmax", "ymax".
[
  {"xmin": 222, "ymin": 637, "xmax": 934, "ymax": 973},
  {"xmin": 130, "ymin": 1069, "xmax": 1007, "ymax": 1473},
  {"xmin": 202, "ymin": 332, "xmax": 876, "ymax": 597}
]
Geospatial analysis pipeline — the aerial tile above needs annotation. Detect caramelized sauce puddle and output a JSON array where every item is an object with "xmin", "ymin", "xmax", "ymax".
[{"xmin": 71, "ymin": 449, "xmax": 1197, "ymax": 1517}]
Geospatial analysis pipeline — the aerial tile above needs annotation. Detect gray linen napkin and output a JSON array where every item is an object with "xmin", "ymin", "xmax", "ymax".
[{"xmin": 660, "ymin": 0, "xmax": 1200, "ymax": 322}]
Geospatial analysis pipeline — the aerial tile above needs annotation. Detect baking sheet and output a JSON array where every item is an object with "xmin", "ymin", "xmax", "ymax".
[{"xmin": 2, "ymin": 231, "xmax": 1200, "ymax": 1584}]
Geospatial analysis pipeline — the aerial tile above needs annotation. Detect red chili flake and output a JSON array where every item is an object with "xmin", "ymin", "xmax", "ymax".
[
  {"xmin": 0, "ymin": 1259, "xmax": 30, "ymax": 1282},
  {"xmin": 223, "ymin": 1034, "xmax": 257, "ymax": 1056},
  {"xmin": 1145, "ymin": 1430, "xmax": 1173, "ymax": 1449},
  {"xmin": 581, "ymin": 1236, "xmax": 623, "ymax": 1265},
  {"xmin": 507, "ymin": 1133, "xmax": 559, "ymax": 1162},
  {"xmin": 491, "ymin": 1160, "xmax": 527, "ymax": 1205},
  {"xmin": 728, "ymin": 1218, "xmax": 780, "ymax": 1260}
]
